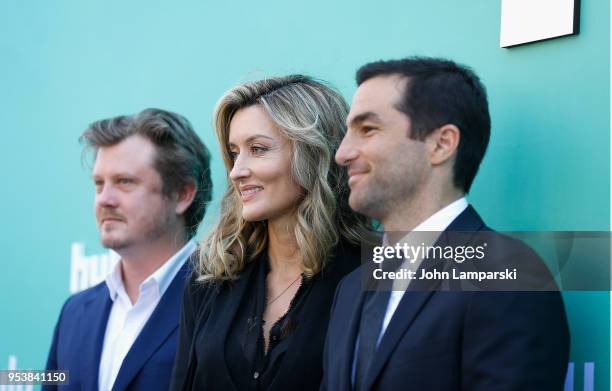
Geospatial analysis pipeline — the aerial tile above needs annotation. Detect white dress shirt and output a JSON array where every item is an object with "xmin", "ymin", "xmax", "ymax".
[
  {"xmin": 352, "ymin": 197, "xmax": 468, "ymax": 385},
  {"xmin": 98, "ymin": 240, "xmax": 196, "ymax": 391},
  {"xmin": 378, "ymin": 197, "xmax": 468, "ymax": 341}
]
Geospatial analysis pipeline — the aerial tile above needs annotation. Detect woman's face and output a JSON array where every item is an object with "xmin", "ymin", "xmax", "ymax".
[{"xmin": 228, "ymin": 105, "xmax": 303, "ymax": 223}]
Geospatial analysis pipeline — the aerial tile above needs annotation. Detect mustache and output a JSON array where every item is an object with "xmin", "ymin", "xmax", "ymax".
[{"xmin": 98, "ymin": 209, "xmax": 126, "ymax": 222}]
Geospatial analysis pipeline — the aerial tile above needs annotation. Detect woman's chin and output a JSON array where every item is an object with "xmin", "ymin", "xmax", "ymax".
[{"xmin": 241, "ymin": 210, "xmax": 266, "ymax": 222}]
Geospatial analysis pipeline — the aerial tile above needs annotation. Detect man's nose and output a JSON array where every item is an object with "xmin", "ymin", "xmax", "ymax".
[
  {"xmin": 335, "ymin": 135, "xmax": 359, "ymax": 166},
  {"xmin": 95, "ymin": 184, "xmax": 119, "ymax": 208}
]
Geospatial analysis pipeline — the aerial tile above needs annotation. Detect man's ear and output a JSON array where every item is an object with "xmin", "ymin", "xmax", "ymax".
[
  {"xmin": 426, "ymin": 124, "xmax": 460, "ymax": 166},
  {"xmin": 175, "ymin": 180, "xmax": 197, "ymax": 215}
]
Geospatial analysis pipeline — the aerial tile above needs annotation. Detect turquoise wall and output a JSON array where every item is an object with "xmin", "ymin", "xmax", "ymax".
[{"xmin": 1, "ymin": 0, "xmax": 608, "ymax": 389}]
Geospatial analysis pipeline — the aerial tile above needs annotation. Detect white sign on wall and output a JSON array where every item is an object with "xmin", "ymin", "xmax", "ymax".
[{"xmin": 500, "ymin": 0, "xmax": 580, "ymax": 48}]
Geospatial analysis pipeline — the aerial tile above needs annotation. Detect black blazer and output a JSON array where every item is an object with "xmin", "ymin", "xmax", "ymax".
[
  {"xmin": 170, "ymin": 241, "xmax": 361, "ymax": 391},
  {"xmin": 321, "ymin": 206, "xmax": 570, "ymax": 391}
]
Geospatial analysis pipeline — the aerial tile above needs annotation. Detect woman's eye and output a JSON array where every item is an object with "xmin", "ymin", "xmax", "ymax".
[
  {"xmin": 118, "ymin": 178, "xmax": 132, "ymax": 185},
  {"xmin": 251, "ymin": 145, "xmax": 268, "ymax": 154},
  {"xmin": 229, "ymin": 151, "xmax": 239, "ymax": 161}
]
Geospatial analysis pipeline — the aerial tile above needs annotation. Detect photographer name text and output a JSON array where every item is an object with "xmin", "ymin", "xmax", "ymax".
[{"xmin": 373, "ymin": 267, "xmax": 518, "ymax": 281}]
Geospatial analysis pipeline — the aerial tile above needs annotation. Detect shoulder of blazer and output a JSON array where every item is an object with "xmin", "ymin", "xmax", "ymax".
[
  {"xmin": 61, "ymin": 280, "xmax": 108, "ymax": 313},
  {"xmin": 319, "ymin": 239, "xmax": 363, "ymax": 280},
  {"xmin": 333, "ymin": 264, "xmax": 363, "ymax": 301},
  {"xmin": 182, "ymin": 267, "xmax": 224, "ymax": 320}
]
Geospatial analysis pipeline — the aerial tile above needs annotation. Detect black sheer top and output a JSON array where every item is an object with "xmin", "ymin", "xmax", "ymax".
[
  {"xmin": 226, "ymin": 253, "xmax": 310, "ymax": 390},
  {"xmin": 169, "ymin": 240, "xmax": 361, "ymax": 391}
]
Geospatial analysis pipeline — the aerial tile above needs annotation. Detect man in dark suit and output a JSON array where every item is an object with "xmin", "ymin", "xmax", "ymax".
[
  {"xmin": 323, "ymin": 58, "xmax": 570, "ymax": 390},
  {"xmin": 44, "ymin": 108, "xmax": 212, "ymax": 391}
]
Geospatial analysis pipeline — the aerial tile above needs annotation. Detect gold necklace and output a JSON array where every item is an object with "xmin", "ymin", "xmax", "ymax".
[{"xmin": 267, "ymin": 274, "xmax": 302, "ymax": 305}]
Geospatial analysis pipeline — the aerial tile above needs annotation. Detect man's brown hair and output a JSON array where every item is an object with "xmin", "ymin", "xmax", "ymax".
[{"xmin": 81, "ymin": 108, "xmax": 212, "ymax": 238}]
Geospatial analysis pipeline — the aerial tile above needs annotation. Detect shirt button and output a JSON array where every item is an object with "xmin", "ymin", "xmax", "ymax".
[{"xmin": 253, "ymin": 372, "xmax": 259, "ymax": 379}]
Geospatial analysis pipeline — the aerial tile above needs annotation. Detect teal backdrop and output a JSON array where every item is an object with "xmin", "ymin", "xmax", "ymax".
[{"xmin": 0, "ymin": 1, "xmax": 609, "ymax": 390}]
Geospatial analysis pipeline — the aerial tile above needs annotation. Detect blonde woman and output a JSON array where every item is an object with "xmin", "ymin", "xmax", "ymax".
[{"xmin": 170, "ymin": 75, "xmax": 371, "ymax": 391}]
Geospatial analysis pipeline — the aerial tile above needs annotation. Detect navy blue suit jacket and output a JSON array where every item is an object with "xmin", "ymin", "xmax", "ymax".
[
  {"xmin": 321, "ymin": 206, "xmax": 570, "ymax": 391},
  {"xmin": 44, "ymin": 262, "xmax": 190, "ymax": 391}
]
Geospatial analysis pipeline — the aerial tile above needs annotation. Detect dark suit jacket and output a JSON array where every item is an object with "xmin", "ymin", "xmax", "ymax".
[
  {"xmin": 170, "ymin": 241, "xmax": 361, "ymax": 391},
  {"xmin": 44, "ymin": 262, "xmax": 190, "ymax": 391},
  {"xmin": 321, "ymin": 206, "xmax": 570, "ymax": 391}
]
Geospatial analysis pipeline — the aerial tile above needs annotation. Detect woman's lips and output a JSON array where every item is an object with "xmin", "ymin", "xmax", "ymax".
[{"xmin": 240, "ymin": 186, "xmax": 263, "ymax": 202}]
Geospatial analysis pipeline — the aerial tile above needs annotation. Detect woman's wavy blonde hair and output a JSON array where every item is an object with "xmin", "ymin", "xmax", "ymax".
[{"xmin": 197, "ymin": 75, "xmax": 371, "ymax": 281}]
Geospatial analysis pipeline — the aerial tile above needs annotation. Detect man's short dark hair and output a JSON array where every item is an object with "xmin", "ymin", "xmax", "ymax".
[
  {"xmin": 356, "ymin": 57, "xmax": 491, "ymax": 192},
  {"xmin": 80, "ymin": 108, "xmax": 212, "ymax": 238}
]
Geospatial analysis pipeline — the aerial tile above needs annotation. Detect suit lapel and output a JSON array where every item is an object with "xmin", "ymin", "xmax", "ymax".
[
  {"xmin": 81, "ymin": 286, "xmax": 113, "ymax": 391},
  {"xmin": 111, "ymin": 263, "xmax": 189, "ymax": 391},
  {"xmin": 362, "ymin": 289, "xmax": 434, "ymax": 390},
  {"xmin": 338, "ymin": 279, "xmax": 366, "ymax": 390},
  {"xmin": 362, "ymin": 205, "xmax": 486, "ymax": 390}
]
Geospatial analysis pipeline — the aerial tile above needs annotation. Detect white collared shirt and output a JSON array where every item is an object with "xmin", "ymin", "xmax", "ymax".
[
  {"xmin": 351, "ymin": 197, "xmax": 468, "ymax": 385},
  {"xmin": 378, "ymin": 197, "xmax": 468, "ymax": 340},
  {"xmin": 98, "ymin": 240, "xmax": 196, "ymax": 391}
]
